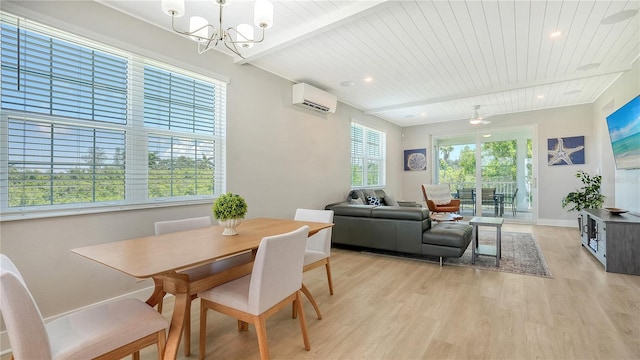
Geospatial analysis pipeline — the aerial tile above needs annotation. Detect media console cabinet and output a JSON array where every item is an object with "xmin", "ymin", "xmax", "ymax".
[{"xmin": 579, "ymin": 209, "xmax": 640, "ymax": 276}]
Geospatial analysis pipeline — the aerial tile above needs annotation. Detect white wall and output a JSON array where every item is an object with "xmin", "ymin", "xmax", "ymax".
[{"xmin": 0, "ymin": 0, "xmax": 402, "ymax": 336}]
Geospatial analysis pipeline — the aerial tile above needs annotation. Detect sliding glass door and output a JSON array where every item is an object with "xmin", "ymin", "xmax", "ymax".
[{"xmin": 434, "ymin": 126, "xmax": 535, "ymax": 222}]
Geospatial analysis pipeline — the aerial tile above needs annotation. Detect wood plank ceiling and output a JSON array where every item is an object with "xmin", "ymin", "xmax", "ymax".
[{"xmin": 100, "ymin": 0, "xmax": 639, "ymax": 127}]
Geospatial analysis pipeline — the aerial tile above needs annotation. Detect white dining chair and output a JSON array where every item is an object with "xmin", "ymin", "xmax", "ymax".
[
  {"xmin": 198, "ymin": 226, "xmax": 311, "ymax": 360},
  {"xmin": 293, "ymin": 208, "xmax": 334, "ymax": 320},
  {"xmin": 154, "ymin": 216, "xmax": 252, "ymax": 357},
  {"xmin": 0, "ymin": 254, "xmax": 168, "ymax": 360}
]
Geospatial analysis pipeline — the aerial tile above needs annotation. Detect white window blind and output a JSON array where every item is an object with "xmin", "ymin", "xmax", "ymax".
[
  {"xmin": 0, "ymin": 13, "xmax": 227, "ymax": 218},
  {"xmin": 350, "ymin": 122, "xmax": 385, "ymax": 188}
]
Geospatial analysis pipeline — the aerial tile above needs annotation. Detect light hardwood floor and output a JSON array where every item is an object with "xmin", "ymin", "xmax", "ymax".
[
  {"xmin": 138, "ymin": 223, "xmax": 640, "ymax": 359},
  {"xmin": 68, "ymin": 224, "xmax": 640, "ymax": 359}
]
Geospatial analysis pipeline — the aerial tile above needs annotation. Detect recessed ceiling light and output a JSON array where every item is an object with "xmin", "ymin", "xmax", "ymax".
[
  {"xmin": 577, "ymin": 63, "xmax": 600, "ymax": 71},
  {"xmin": 564, "ymin": 89, "xmax": 582, "ymax": 95},
  {"xmin": 363, "ymin": 77, "xmax": 373, "ymax": 83},
  {"xmin": 537, "ymin": 94, "xmax": 545, "ymax": 99},
  {"xmin": 601, "ymin": 9, "xmax": 638, "ymax": 24},
  {"xmin": 340, "ymin": 81, "xmax": 355, "ymax": 87},
  {"xmin": 550, "ymin": 31, "xmax": 562, "ymax": 38},
  {"xmin": 420, "ymin": 112, "xmax": 427, "ymax": 117},
  {"xmin": 482, "ymin": 134, "xmax": 492, "ymax": 138}
]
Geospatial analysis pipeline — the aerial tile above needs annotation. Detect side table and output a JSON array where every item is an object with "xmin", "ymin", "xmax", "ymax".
[{"xmin": 470, "ymin": 216, "xmax": 504, "ymax": 266}]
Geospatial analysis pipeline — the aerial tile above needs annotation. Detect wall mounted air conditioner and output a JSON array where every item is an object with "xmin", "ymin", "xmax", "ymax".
[{"xmin": 292, "ymin": 83, "xmax": 337, "ymax": 113}]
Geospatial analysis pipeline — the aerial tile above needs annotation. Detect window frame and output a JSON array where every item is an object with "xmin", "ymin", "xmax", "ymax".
[
  {"xmin": 0, "ymin": 12, "xmax": 227, "ymax": 221},
  {"xmin": 350, "ymin": 122, "xmax": 386, "ymax": 189}
]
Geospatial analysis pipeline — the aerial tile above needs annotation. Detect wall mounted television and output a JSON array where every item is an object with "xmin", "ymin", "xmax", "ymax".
[{"xmin": 605, "ymin": 95, "xmax": 640, "ymax": 170}]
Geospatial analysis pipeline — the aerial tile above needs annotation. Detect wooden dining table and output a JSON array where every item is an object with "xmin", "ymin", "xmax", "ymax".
[{"xmin": 71, "ymin": 217, "xmax": 333, "ymax": 360}]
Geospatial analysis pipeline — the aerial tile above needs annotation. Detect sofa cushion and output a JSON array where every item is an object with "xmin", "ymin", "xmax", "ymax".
[
  {"xmin": 422, "ymin": 223, "xmax": 472, "ymax": 248},
  {"xmin": 372, "ymin": 206, "xmax": 430, "ymax": 221},
  {"xmin": 349, "ymin": 197, "xmax": 365, "ymax": 205},
  {"xmin": 383, "ymin": 194, "xmax": 399, "ymax": 206},
  {"xmin": 331, "ymin": 204, "xmax": 375, "ymax": 217}
]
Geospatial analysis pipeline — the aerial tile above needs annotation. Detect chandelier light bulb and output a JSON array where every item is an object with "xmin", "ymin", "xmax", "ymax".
[
  {"xmin": 254, "ymin": 0, "xmax": 274, "ymax": 29},
  {"xmin": 189, "ymin": 16, "xmax": 209, "ymax": 42},
  {"xmin": 237, "ymin": 24, "xmax": 255, "ymax": 48}
]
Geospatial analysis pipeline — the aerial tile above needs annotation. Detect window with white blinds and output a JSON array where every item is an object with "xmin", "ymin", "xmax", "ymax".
[
  {"xmin": 350, "ymin": 122, "xmax": 385, "ymax": 188},
  {"xmin": 0, "ymin": 13, "xmax": 227, "ymax": 217}
]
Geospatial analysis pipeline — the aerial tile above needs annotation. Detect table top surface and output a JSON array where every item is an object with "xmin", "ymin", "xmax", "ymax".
[
  {"xmin": 72, "ymin": 218, "xmax": 333, "ymax": 278},
  {"xmin": 469, "ymin": 216, "xmax": 505, "ymax": 226}
]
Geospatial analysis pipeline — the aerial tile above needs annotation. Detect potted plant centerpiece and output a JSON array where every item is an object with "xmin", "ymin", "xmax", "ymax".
[
  {"xmin": 212, "ymin": 193, "xmax": 248, "ymax": 236},
  {"xmin": 562, "ymin": 170, "xmax": 605, "ymax": 228}
]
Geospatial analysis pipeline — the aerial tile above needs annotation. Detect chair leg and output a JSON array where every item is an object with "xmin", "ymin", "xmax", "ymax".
[
  {"xmin": 157, "ymin": 298, "xmax": 163, "ymax": 314},
  {"xmin": 156, "ymin": 329, "xmax": 166, "ymax": 360},
  {"xmin": 295, "ymin": 291, "xmax": 311, "ymax": 351},
  {"xmin": 238, "ymin": 320, "xmax": 248, "ymax": 331},
  {"xmin": 184, "ymin": 298, "xmax": 191, "ymax": 357},
  {"xmin": 299, "ymin": 283, "xmax": 322, "ymax": 320},
  {"xmin": 325, "ymin": 259, "xmax": 334, "ymax": 295},
  {"xmin": 255, "ymin": 314, "xmax": 270, "ymax": 360},
  {"xmin": 199, "ymin": 303, "xmax": 208, "ymax": 360},
  {"xmin": 132, "ymin": 352, "xmax": 140, "ymax": 360}
]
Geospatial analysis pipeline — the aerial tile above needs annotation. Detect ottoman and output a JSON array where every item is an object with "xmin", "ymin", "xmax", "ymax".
[{"xmin": 422, "ymin": 222, "xmax": 473, "ymax": 266}]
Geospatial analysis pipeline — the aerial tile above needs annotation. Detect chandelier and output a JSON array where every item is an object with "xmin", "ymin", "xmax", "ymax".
[{"xmin": 161, "ymin": 0, "xmax": 274, "ymax": 58}]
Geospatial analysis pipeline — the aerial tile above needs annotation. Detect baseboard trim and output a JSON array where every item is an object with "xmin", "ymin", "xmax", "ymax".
[{"xmin": 538, "ymin": 218, "xmax": 579, "ymax": 228}]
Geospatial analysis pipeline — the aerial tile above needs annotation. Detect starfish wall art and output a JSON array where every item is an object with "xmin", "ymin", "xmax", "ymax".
[{"xmin": 548, "ymin": 136, "xmax": 585, "ymax": 166}]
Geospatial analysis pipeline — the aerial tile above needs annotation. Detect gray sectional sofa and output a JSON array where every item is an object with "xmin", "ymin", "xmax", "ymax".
[{"xmin": 325, "ymin": 190, "xmax": 473, "ymax": 265}]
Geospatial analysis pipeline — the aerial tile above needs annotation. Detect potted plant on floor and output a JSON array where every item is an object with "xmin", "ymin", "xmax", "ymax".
[
  {"xmin": 213, "ymin": 193, "xmax": 248, "ymax": 236},
  {"xmin": 562, "ymin": 170, "xmax": 605, "ymax": 228}
]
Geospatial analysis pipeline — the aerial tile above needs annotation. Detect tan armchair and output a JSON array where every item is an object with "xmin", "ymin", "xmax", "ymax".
[{"xmin": 421, "ymin": 184, "xmax": 460, "ymax": 213}]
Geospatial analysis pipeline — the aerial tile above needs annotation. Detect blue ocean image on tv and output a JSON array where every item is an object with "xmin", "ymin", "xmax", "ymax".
[{"xmin": 606, "ymin": 95, "xmax": 640, "ymax": 170}]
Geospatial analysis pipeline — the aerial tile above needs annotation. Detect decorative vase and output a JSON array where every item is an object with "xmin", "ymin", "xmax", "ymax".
[{"xmin": 219, "ymin": 218, "xmax": 241, "ymax": 236}]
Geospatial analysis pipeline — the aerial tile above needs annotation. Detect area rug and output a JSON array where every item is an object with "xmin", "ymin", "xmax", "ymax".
[{"xmin": 363, "ymin": 231, "xmax": 552, "ymax": 278}]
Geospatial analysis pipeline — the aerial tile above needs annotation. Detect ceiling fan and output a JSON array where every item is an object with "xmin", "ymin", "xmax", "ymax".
[{"xmin": 469, "ymin": 105, "xmax": 490, "ymax": 125}]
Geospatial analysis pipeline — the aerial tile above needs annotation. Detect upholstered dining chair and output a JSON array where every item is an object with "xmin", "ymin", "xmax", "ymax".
[
  {"xmin": 154, "ymin": 216, "xmax": 252, "ymax": 356},
  {"xmin": 198, "ymin": 226, "xmax": 311, "ymax": 360},
  {"xmin": 0, "ymin": 254, "xmax": 168, "ymax": 360},
  {"xmin": 293, "ymin": 208, "xmax": 334, "ymax": 320},
  {"xmin": 421, "ymin": 184, "xmax": 461, "ymax": 213}
]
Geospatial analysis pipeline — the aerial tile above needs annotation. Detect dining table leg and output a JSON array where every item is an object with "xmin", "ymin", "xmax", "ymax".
[
  {"xmin": 156, "ymin": 272, "xmax": 190, "ymax": 360},
  {"xmin": 146, "ymin": 277, "xmax": 166, "ymax": 309}
]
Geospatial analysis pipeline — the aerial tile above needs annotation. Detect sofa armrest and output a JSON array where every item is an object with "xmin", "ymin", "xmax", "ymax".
[{"xmin": 325, "ymin": 201, "xmax": 349, "ymax": 210}]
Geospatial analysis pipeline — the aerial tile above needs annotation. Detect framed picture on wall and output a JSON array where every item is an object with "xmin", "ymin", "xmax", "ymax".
[
  {"xmin": 548, "ymin": 136, "xmax": 585, "ymax": 166},
  {"xmin": 404, "ymin": 148, "xmax": 427, "ymax": 171}
]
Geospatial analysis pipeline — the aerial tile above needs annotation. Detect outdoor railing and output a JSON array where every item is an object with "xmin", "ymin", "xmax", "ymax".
[{"xmin": 451, "ymin": 182, "xmax": 517, "ymax": 196}]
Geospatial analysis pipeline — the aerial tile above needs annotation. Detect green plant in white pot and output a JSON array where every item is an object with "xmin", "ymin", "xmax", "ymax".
[
  {"xmin": 212, "ymin": 193, "xmax": 248, "ymax": 236},
  {"xmin": 561, "ymin": 170, "xmax": 605, "ymax": 212}
]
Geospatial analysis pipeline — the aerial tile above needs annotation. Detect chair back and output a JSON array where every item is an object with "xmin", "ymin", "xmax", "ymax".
[
  {"xmin": 155, "ymin": 216, "xmax": 212, "ymax": 235},
  {"xmin": 457, "ymin": 188, "xmax": 475, "ymax": 202},
  {"xmin": 481, "ymin": 188, "xmax": 496, "ymax": 202},
  {"xmin": 421, "ymin": 184, "xmax": 452, "ymax": 205},
  {"xmin": 248, "ymin": 226, "xmax": 309, "ymax": 315},
  {"xmin": 0, "ymin": 254, "xmax": 52, "ymax": 359},
  {"xmin": 294, "ymin": 209, "xmax": 334, "ymax": 255},
  {"xmin": 512, "ymin": 188, "xmax": 519, "ymax": 200}
]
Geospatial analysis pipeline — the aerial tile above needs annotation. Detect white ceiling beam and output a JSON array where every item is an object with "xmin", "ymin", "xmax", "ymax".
[
  {"xmin": 364, "ymin": 65, "xmax": 632, "ymax": 114},
  {"xmin": 235, "ymin": 0, "xmax": 393, "ymax": 64}
]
